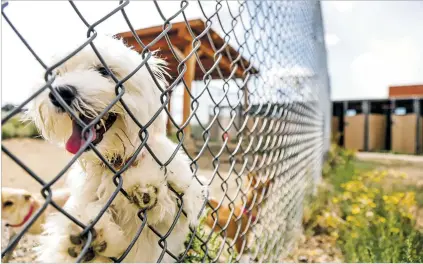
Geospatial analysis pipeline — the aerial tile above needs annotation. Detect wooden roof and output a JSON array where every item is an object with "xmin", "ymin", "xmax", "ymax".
[{"xmin": 115, "ymin": 19, "xmax": 259, "ymax": 81}]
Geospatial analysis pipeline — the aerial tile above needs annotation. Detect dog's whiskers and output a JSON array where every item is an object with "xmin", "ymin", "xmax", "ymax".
[
  {"xmin": 115, "ymin": 133, "xmax": 127, "ymax": 158},
  {"xmin": 90, "ymin": 97, "xmax": 125, "ymax": 116},
  {"xmin": 117, "ymin": 127, "xmax": 135, "ymax": 149}
]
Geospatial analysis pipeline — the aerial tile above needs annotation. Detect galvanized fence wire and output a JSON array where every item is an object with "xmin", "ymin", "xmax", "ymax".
[{"xmin": 1, "ymin": 0, "xmax": 330, "ymax": 262}]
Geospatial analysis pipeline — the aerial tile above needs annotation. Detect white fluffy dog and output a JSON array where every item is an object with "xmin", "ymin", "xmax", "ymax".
[{"xmin": 27, "ymin": 35, "xmax": 207, "ymax": 262}]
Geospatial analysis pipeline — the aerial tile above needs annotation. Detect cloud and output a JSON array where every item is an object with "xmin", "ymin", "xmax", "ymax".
[
  {"xmin": 268, "ymin": 65, "xmax": 314, "ymax": 78},
  {"xmin": 350, "ymin": 37, "xmax": 422, "ymax": 99},
  {"xmin": 324, "ymin": 33, "xmax": 340, "ymax": 47},
  {"xmin": 332, "ymin": 2, "xmax": 354, "ymax": 13}
]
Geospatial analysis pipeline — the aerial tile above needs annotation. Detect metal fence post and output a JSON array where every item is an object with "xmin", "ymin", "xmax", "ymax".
[
  {"xmin": 414, "ymin": 98, "xmax": 421, "ymax": 154},
  {"xmin": 362, "ymin": 100, "xmax": 369, "ymax": 152}
]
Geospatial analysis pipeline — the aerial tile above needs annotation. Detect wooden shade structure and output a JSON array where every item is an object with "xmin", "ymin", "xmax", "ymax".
[{"xmin": 115, "ymin": 19, "xmax": 259, "ymax": 137}]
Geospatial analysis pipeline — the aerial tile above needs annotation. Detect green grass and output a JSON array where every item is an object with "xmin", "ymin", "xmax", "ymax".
[
  {"xmin": 181, "ymin": 210, "xmax": 237, "ymax": 263},
  {"xmin": 326, "ymin": 159, "xmax": 377, "ymax": 193}
]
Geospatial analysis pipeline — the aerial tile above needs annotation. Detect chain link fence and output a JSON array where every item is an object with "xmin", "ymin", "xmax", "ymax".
[{"xmin": 2, "ymin": 0, "xmax": 330, "ymax": 262}]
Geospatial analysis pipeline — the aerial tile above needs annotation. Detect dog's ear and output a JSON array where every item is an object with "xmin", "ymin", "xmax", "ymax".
[
  {"xmin": 208, "ymin": 198, "xmax": 220, "ymax": 209},
  {"xmin": 247, "ymin": 171, "xmax": 258, "ymax": 186}
]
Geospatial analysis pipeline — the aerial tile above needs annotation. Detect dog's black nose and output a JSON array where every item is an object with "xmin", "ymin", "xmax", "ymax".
[{"xmin": 49, "ymin": 86, "xmax": 76, "ymax": 109}]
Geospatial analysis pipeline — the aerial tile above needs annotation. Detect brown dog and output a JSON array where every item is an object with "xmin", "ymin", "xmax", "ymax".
[
  {"xmin": 1, "ymin": 187, "xmax": 70, "ymax": 235},
  {"xmin": 206, "ymin": 173, "xmax": 272, "ymax": 254}
]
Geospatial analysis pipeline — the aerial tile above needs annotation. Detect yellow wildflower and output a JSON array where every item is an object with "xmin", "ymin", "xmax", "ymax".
[
  {"xmin": 316, "ymin": 211, "xmax": 341, "ymax": 229},
  {"xmin": 346, "ymin": 215, "xmax": 355, "ymax": 222},
  {"xmin": 402, "ymin": 212, "xmax": 414, "ymax": 220},
  {"xmin": 399, "ymin": 192, "xmax": 416, "ymax": 208},
  {"xmin": 358, "ymin": 194, "xmax": 373, "ymax": 206},
  {"xmin": 351, "ymin": 205, "xmax": 361, "ymax": 215},
  {"xmin": 351, "ymin": 232, "xmax": 359, "ymax": 238},
  {"xmin": 384, "ymin": 194, "xmax": 401, "ymax": 205},
  {"xmin": 342, "ymin": 180, "xmax": 366, "ymax": 192},
  {"xmin": 391, "ymin": 196, "xmax": 400, "ymax": 205},
  {"xmin": 330, "ymin": 231, "xmax": 339, "ymax": 238},
  {"xmin": 390, "ymin": 227, "xmax": 400, "ymax": 233},
  {"xmin": 378, "ymin": 217, "xmax": 386, "ymax": 223}
]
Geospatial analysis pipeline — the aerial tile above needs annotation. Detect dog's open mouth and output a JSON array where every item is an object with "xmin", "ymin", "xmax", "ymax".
[{"xmin": 65, "ymin": 113, "xmax": 117, "ymax": 154}]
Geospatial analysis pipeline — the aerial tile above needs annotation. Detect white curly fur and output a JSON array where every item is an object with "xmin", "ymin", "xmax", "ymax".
[{"xmin": 27, "ymin": 35, "xmax": 207, "ymax": 262}]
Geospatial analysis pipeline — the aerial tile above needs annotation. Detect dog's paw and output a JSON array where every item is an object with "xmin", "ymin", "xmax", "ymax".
[
  {"xmin": 66, "ymin": 227, "xmax": 112, "ymax": 262},
  {"xmin": 64, "ymin": 211, "xmax": 128, "ymax": 262},
  {"xmin": 128, "ymin": 184, "xmax": 158, "ymax": 210}
]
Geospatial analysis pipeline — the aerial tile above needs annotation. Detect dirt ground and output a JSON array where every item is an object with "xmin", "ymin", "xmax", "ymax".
[
  {"xmin": 356, "ymin": 152, "xmax": 423, "ymax": 186},
  {"xmin": 2, "ymin": 139, "xmax": 72, "ymax": 192}
]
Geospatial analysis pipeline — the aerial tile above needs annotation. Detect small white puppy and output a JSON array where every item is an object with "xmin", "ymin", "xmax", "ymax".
[{"xmin": 27, "ymin": 36, "xmax": 207, "ymax": 262}]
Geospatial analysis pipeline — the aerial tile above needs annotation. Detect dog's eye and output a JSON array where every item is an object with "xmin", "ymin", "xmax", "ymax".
[
  {"xmin": 3, "ymin": 201, "xmax": 13, "ymax": 207},
  {"xmin": 96, "ymin": 66, "xmax": 111, "ymax": 77}
]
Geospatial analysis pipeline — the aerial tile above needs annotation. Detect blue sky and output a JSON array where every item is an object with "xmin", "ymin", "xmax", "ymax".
[{"xmin": 1, "ymin": 1, "xmax": 423, "ymax": 113}]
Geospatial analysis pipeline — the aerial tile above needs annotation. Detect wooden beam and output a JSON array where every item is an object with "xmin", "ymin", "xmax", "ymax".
[
  {"xmin": 116, "ymin": 19, "xmax": 204, "ymax": 41},
  {"xmin": 177, "ymin": 27, "xmax": 245, "ymax": 79},
  {"xmin": 182, "ymin": 43, "xmax": 197, "ymax": 139},
  {"xmin": 172, "ymin": 46, "xmax": 185, "ymax": 61}
]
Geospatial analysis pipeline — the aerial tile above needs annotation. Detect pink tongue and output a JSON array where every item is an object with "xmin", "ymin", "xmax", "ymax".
[{"xmin": 65, "ymin": 121, "xmax": 97, "ymax": 154}]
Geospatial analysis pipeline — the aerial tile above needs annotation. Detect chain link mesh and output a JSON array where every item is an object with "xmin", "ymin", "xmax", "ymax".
[{"xmin": 1, "ymin": 0, "xmax": 330, "ymax": 262}]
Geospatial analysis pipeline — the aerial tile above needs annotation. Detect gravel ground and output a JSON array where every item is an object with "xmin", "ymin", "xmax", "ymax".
[
  {"xmin": 280, "ymin": 234, "xmax": 343, "ymax": 263},
  {"xmin": 1, "ymin": 225, "xmax": 38, "ymax": 263}
]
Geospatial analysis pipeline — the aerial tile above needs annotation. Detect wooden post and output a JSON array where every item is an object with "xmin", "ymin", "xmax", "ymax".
[
  {"xmin": 167, "ymin": 46, "xmax": 187, "ymax": 136},
  {"xmin": 244, "ymin": 84, "xmax": 249, "ymax": 109},
  {"xmin": 182, "ymin": 44, "xmax": 197, "ymax": 140},
  {"xmin": 166, "ymin": 91, "xmax": 172, "ymax": 135}
]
